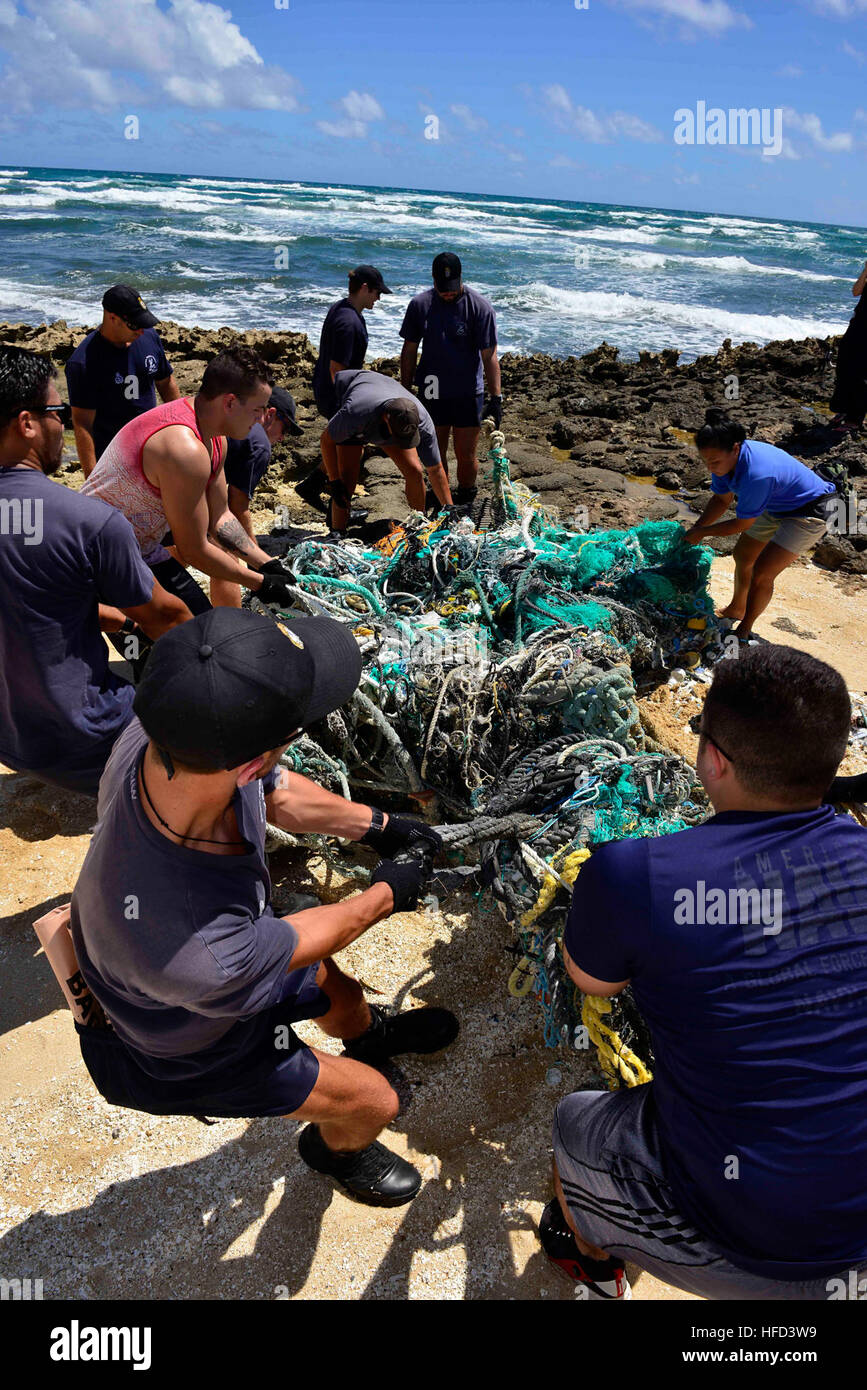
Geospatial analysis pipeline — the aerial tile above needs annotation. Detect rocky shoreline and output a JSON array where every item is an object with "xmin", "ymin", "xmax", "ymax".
[{"xmin": 2, "ymin": 318, "xmax": 865, "ymax": 577}]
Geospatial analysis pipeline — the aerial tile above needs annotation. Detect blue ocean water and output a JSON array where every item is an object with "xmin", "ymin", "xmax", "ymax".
[{"xmin": 0, "ymin": 165, "xmax": 863, "ymax": 361}]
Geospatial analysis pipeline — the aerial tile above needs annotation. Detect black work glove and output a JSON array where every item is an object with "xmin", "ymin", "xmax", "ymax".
[
  {"xmin": 362, "ymin": 811, "xmax": 443, "ymax": 860},
  {"xmin": 371, "ymin": 856, "xmax": 430, "ymax": 913},
  {"xmin": 326, "ymin": 476, "xmax": 352, "ymax": 510},
  {"xmin": 255, "ymin": 559, "xmax": 294, "ymax": 606},
  {"xmin": 484, "ymin": 395, "xmax": 503, "ymax": 429}
]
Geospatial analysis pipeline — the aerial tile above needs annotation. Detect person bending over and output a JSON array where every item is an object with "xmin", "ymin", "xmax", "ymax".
[
  {"xmin": 542, "ymin": 645, "xmax": 867, "ymax": 1300},
  {"xmin": 682, "ymin": 409, "xmax": 838, "ymax": 639},
  {"xmin": 210, "ymin": 386, "xmax": 302, "ymax": 609},
  {"xmin": 0, "ymin": 346, "xmax": 189, "ymax": 798},
  {"xmin": 71, "ymin": 608, "xmax": 458, "ymax": 1206},
  {"xmin": 321, "ymin": 369, "xmax": 452, "ymax": 539},
  {"xmin": 82, "ymin": 346, "xmax": 296, "ymax": 615}
]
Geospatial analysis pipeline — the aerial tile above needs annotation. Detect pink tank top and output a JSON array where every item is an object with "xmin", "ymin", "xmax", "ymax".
[{"xmin": 81, "ymin": 397, "xmax": 224, "ymax": 555}]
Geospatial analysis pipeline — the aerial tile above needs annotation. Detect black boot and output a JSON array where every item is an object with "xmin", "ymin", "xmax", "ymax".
[
  {"xmin": 297, "ymin": 1123, "xmax": 422, "ymax": 1206},
  {"xmin": 453, "ymin": 484, "xmax": 478, "ymax": 508},
  {"xmin": 342, "ymin": 1003, "xmax": 459, "ymax": 1067},
  {"xmin": 294, "ymin": 467, "xmax": 329, "ymax": 513}
]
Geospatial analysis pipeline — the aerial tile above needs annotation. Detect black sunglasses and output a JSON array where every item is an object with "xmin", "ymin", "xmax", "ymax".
[
  {"xmin": 36, "ymin": 403, "xmax": 73, "ymax": 428},
  {"xmin": 700, "ymin": 723, "xmax": 735, "ymax": 764}
]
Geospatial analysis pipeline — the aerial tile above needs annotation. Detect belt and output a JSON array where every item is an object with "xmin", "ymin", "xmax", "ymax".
[{"xmin": 771, "ymin": 491, "xmax": 838, "ymax": 521}]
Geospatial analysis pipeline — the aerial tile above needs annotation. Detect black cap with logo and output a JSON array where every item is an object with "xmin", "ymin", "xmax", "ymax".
[
  {"xmin": 352, "ymin": 264, "xmax": 392, "ymax": 294},
  {"xmin": 269, "ymin": 386, "xmax": 303, "ymax": 436},
  {"xmin": 133, "ymin": 608, "xmax": 362, "ymax": 772},
  {"xmin": 102, "ymin": 285, "xmax": 159, "ymax": 329},
  {"xmin": 432, "ymin": 252, "xmax": 462, "ymax": 293}
]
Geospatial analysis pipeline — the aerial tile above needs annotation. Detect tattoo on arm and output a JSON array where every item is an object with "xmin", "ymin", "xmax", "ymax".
[{"xmin": 214, "ymin": 515, "xmax": 258, "ymax": 559}]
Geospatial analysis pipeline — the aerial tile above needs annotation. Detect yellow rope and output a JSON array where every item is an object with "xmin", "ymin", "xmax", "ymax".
[
  {"xmin": 519, "ymin": 846, "xmax": 590, "ymax": 929},
  {"xmin": 582, "ymin": 994, "xmax": 653, "ymax": 1089}
]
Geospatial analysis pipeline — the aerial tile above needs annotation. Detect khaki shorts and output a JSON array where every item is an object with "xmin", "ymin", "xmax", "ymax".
[{"xmin": 745, "ymin": 509, "xmax": 828, "ymax": 554}]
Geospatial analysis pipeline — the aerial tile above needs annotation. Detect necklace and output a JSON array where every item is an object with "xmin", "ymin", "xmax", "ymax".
[{"xmin": 139, "ymin": 757, "xmax": 247, "ymax": 848}]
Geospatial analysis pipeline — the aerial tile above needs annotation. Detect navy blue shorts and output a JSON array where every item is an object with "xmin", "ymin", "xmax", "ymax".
[
  {"xmin": 426, "ymin": 394, "xmax": 484, "ymax": 429},
  {"xmin": 76, "ymin": 967, "xmax": 329, "ymax": 1119}
]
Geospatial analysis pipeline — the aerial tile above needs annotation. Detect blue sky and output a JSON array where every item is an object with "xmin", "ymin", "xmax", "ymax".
[{"xmin": 0, "ymin": 0, "xmax": 865, "ymax": 226}]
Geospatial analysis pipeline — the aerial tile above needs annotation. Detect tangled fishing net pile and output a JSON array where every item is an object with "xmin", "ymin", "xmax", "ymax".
[{"xmin": 251, "ymin": 430, "xmax": 726, "ymax": 1086}]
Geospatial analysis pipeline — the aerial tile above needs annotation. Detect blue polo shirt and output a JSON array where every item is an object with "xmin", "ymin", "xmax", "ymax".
[
  {"xmin": 0, "ymin": 467, "xmax": 153, "ymax": 794},
  {"xmin": 399, "ymin": 287, "xmax": 497, "ymax": 398},
  {"xmin": 66, "ymin": 328, "xmax": 172, "ymax": 460},
  {"xmin": 710, "ymin": 440, "xmax": 834, "ymax": 520},
  {"xmin": 565, "ymin": 805, "xmax": 867, "ymax": 1280}
]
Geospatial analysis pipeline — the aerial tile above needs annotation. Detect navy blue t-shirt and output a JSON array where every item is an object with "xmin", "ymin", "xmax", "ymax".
[
  {"xmin": 399, "ymin": 287, "xmax": 496, "ymax": 398},
  {"xmin": 224, "ymin": 423, "xmax": 271, "ymax": 499},
  {"xmin": 65, "ymin": 328, "xmax": 172, "ymax": 459},
  {"xmin": 70, "ymin": 719, "xmax": 313, "ymax": 1078},
  {"xmin": 565, "ymin": 806, "xmax": 867, "ymax": 1279},
  {"xmin": 0, "ymin": 468, "xmax": 154, "ymax": 790},
  {"xmin": 710, "ymin": 440, "xmax": 834, "ymax": 520},
  {"xmin": 313, "ymin": 299, "xmax": 368, "ymax": 417}
]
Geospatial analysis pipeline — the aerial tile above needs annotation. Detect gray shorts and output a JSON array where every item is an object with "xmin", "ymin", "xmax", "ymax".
[
  {"xmin": 553, "ymin": 1084, "xmax": 863, "ymax": 1300},
  {"xmin": 745, "ymin": 509, "xmax": 828, "ymax": 554}
]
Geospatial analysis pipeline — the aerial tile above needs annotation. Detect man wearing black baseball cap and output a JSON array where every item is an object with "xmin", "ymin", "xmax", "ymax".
[
  {"xmin": 70, "ymin": 608, "xmax": 458, "ymax": 1207},
  {"xmin": 210, "ymin": 386, "xmax": 303, "ymax": 608},
  {"xmin": 321, "ymin": 369, "xmax": 453, "ymax": 536},
  {"xmin": 400, "ymin": 253, "xmax": 501, "ymax": 508},
  {"xmin": 66, "ymin": 285, "xmax": 180, "ymax": 478},
  {"xmin": 297, "ymin": 265, "xmax": 393, "ymax": 520}
]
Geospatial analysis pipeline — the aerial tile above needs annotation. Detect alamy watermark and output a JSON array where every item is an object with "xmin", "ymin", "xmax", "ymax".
[
  {"xmin": 674, "ymin": 880, "xmax": 783, "ymax": 936},
  {"xmin": 0, "ymin": 496, "xmax": 43, "ymax": 544},
  {"xmin": 674, "ymin": 103, "xmax": 783, "ymax": 158}
]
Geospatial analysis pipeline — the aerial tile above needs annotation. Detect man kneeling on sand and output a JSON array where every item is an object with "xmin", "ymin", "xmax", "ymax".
[
  {"xmin": 70, "ymin": 608, "xmax": 458, "ymax": 1205},
  {"xmin": 541, "ymin": 645, "xmax": 867, "ymax": 1299}
]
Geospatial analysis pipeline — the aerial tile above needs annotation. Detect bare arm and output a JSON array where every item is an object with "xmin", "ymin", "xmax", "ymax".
[
  {"xmin": 206, "ymin": 469, "xmax": 272, "ymax": 567},
  {"xmin": 227, "ymin": 483, "xmax": 255, "ymax": 543},
  {"xmin": 481, "ymin": 345, "xmax": 501, "ymax": 395},
  {"xmin": 266, "ymin": 769, "xmax": 377, "ymax": 840},
  {"xmin": 156, "ymin": 374, "xmax": 181, "ymax": 403},
  {"xmin": 281, "ymin": 882, "xmax": 395, "ymax": 971},
  {"xmin": 146, "ymin": 430, "xmax": 265, "ymax": 589},
  {"xmin": 682, "ymin": 490, "xmax": 734, "ymax": 542},
  {"xmin": 400, "ymin": 341, "xmax": 419, "ymax": 391},
  {"xmin": 329, "ymin": 359, "xmax": 349, "ymax": 381},
  {"xmin": 320, "ymin": 426, "xmax": 340, "ymax": 482},
  {"xmin": 120, "ymin": 577, "xmax": 192, "ymax": 639},
  {"xmin": 71, "ymin": 406, "xmax": 98, "ymax": 478},
  {"xmin": 562, "ymin": 943, "xmax": 629, "ymax": 998}
]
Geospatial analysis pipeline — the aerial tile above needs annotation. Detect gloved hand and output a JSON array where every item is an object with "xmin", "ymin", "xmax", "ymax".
[
  {"xmin": 371, "ymin": 855, "xmax": 431, "ymax": 913},
  {"xmin": 484, "ymin": 395, "xmax": 503, "ymax": 429},
  {"xmin": 326, "ymin": 476, "xmax": 352, "ymax": 510},
  {"xmin": 362, "ymin": 811, "xmax": 443, "ymax": 860},
  {"xmin": 255, "ymin": 559, "xmax": 294, "ymax": 606}
]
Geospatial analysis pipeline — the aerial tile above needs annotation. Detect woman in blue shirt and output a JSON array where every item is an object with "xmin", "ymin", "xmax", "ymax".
[{"xmin": 682, "ymin": 410, "xmax": 837, "ymax": 640}]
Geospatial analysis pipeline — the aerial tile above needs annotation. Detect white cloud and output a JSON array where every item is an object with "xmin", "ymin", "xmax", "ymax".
[
  {"xmin": 842, "ymin": 40, "xmax": 866, "ymax": 63},
  {"xmin": 811, "ymin": 0, "xmax": 867, "ymax": 14},
  {"xmin": 316, "ymin": 90, "xmax": 384, "ymax": 140},
  {"xmin": 609, "ymin": 0, "xmax": 751, "ymax": 35},
  {"xmin": 450, "ymin": 103, "xmax": 488, "ymax": 133},
  {"xmin": 542, "ymin": 85, "xmax": 662, "ymax": 143},
  {"xmin": 778, "ymin": 64, "xmax": 803, "ymax": 77},
  {"xmin": 0, "ymin": 0, "xmax": 300, "ymax": 111},
  {"xmin": 783, "ymin": 107, "xmax": 855, "ymax": 152}
]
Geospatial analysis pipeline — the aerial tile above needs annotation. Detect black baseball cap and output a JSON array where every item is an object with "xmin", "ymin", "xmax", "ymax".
[
  {"xmin": 102, "ymin": 285, "xmax": 159, "ymax": 329},
  {"xmin": 352, "ymin": 264, "xmax": 392, "ymax": 294},
  {"xmin": 269, "ymin": 386, "xmax": 303, "ymax": 436},
  {"xmin": 382, "ymin": 397, "xmax": 421, "ymax": 448},
  {"xmin": 133, "ymin": 608, "xmax": 362, "ymax": 772},
  {"xmin": 432, "ymin": 252, "xmax": 462, "ymax": 293}
]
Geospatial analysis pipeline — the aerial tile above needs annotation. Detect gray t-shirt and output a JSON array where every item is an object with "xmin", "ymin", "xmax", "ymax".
[
  {"xmin": 70, "ymin": 718, "xmax": 300, "ymax": 1077},
  {"xmin": 328, "ymin": 369, "xmax": 441, "ymax": 469}
]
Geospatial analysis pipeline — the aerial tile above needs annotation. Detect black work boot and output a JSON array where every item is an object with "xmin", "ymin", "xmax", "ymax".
[
  {"xmin": 452, "ymin": 484, "xmax": 478, "ymax": 508},
  {"xmin": 297, "ymin": 1123, "xmax": 422, "ymax": 1206},
  {"xmin": 294, "ymin": 467, "xmax": 329, "ymax": 513},
  {"xmin": 342, "ymin": 1003, "xmax": 459, "ymax": 1067}
]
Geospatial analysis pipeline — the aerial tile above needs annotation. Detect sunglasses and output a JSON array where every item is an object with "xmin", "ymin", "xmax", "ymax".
[
  {"xmin": 36, "ymin": 403, "xmax": 73, "ymax": 428},
  {"xmin": 700, "ymin": 724, "xmax": 735, "ymax": 764}
]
